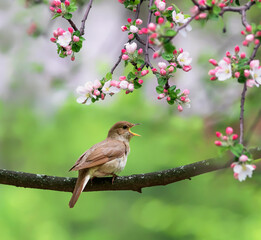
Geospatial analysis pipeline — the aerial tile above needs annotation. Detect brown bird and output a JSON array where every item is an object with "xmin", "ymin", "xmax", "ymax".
[{"xmin": 68, "ymin": 121, "xmax": 140, "ymax": 208}]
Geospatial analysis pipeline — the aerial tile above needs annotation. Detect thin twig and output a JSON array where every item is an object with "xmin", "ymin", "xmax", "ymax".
[
  {"xmin": 239, "ymin": 82, "xmax": 247, "ymax": 145},
  {"xmin": 111, "ymin": 52, "xmax": 123, "ymax": 74},
  {"xmin": 66, "ymin": 18, "xmax": 79, "ymax": 32},
  {"xmin": 80, "ymin": 0, "xmax": 94, "ymax": 36}
]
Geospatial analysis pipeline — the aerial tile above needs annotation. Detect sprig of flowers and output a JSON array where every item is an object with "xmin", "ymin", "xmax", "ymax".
[
  {"xmin": 49, "ymin": 0, "xmax": 77, "ymax": 20},
  {"xmin": 214, "ymin": 127, "xmax": 256, "ymax": 182},
  {"xmin": 50, "ymin": 27, "xmax": 85, "ymax": 61}
]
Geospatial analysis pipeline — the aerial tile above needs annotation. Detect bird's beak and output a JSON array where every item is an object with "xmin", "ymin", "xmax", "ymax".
[{"xmin": 129, "ymin": 123, "xmax": 141, "ymax": 136}]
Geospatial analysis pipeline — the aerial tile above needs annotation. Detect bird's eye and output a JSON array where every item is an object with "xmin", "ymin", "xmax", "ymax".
[{"xmin": 123, "ymin": 125, "xmax": 128, "ymax": 129}]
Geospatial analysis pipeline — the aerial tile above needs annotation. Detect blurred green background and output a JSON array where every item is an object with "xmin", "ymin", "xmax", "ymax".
[{"xmin": 0, "ymin": 0, "xmax": 261, "ymax": 240}]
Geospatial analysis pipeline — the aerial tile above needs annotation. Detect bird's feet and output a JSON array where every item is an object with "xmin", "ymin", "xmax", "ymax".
[{"xmin": 112, "ymin": 174, "xmax": 119, "ymax": 184}]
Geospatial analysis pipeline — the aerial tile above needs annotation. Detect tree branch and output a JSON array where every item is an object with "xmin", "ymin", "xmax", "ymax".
[
  {"xmin": 80, "ymin": 0, "xmax": 94, "ymax": 36},
  {"xmin": 0, "ymin": 157, "xmax": 230, "ymax": 193}
]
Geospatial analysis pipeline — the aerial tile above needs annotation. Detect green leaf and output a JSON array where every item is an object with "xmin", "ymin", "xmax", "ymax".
[
  {"xmin": 165, "ymin": 29, "xmax": 176, "ymax": 37},
  {"xmin": 106, "ymin": 72, "xmax": 112, "ymax": 80},
  {"xmin": 52, "ymin": 13, "xmax": 61, "ymax": 20},
  {"xmin": 136, "ymin": 59, "xmax": 145, "ymax": 65},
  {"xmin": 230, "ymin": 143, "xmax": 244, "ymax": 157},
  {"xmin": 72, "ymin": 43, "xmax": 81, "ymax": 52},
  {"xmin": 73, "ymin": 31, "xmax": 81, "ymax": 37},
  {"xmin": 235, "ymin": 0, "xmax": 240, "ymax": 6},
  {"xmin": 67, "ymin": 4, "xmax": 78, "ymax": 13},
  {"xmin": 157, "ymin": 76, "xmax": 167, "ymax": 86},
  {"xmin": 168, "ymin": 85, "xmax": 176, "ymax": 92},
  {"xmin": 64, "ymin": 13, "xmax": 72, "ymax": 20},
  {"xmin": 134, "ymin": 80, "xmax": 142, "ymax": 89},
  {"xmin": 127, "ymin": 72, "xmax": 136, "ymax": 80},
  {"xmin": 213, "ymin": 5, "xmax": 221, "ymax": 15},
  {"xmin": 156, "ymin": 86, "xmax": 164, "ymax": 94},
  {"xmin": 162, "ymin": 52, "xmax": 174, "ymax": 61},
  {"xmin": 163, "ymin": 42, "xmax": 175, "ymax": 54}
]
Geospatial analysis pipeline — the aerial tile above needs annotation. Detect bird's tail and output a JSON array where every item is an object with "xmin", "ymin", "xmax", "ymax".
[{"xmin": 69, "ymin": 169, "xmax": 90, "ymax": 208}]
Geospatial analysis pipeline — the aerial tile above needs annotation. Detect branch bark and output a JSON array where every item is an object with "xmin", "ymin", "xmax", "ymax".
[{"xmin": 0, "ymin": 157, "xmax": 230, "ymax": 193}]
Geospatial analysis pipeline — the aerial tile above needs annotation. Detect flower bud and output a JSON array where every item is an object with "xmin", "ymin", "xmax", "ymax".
[
  {"xmin": 158, "ymin": 93, "xmax": 165, "ymax": 99},
  {"xmin": 136, "ymin": 19, "xmax": 143, "ymax": 25},
  {"xmin": 138, "ymin": 48, "xmax": 143, "ymax": 55},
  {"xmin": 226, "ymin": 127, "xmax": 233, "ymax": 135},
  {"xmin": 65, "ymin": 0, "xmax": 70, "ymax": 6},
  {"xmin": 167, "ymin": 96, "xmax": 171, "ymax": 101},
  {"xmin": 160, "ymin": 69, "xmax": 166, "ymax": 76},
  {"xmin": 177, "ymin": 105, "xmax": 183, "ymax": 112},
  {"xmin": 73, "ymin": 36, "xmax": 79, "ymax": 42},
  {"xmin": 138, "ymin": 79, "xmax": 143, "ymax": 84},
  {"xmin": 93, "ymin": 89, "xmax": 100, "ymax": 96},
  {"xmin": 119, "ymin": 76, "xmax": 126, "ymax": 81},
  {"xmin": 120, "ymin": 80, "xmax": 129, "ymax": 89},
  {"xmin": 127, "ymin": 18, "xmax": 132, "ymax": 23},
  {"xmin": 155, "ymin": 11, "xmax": 160, "ymax": 16},
  {"xmin": 168, "ymin": 66, "xmax": 174, "ymax": 73},
  {"xmin": 245, "ymin": 34, "xmax": 254, "ymax": 42},
  {"xmin": 216, "ymin": 132, "xmax": 222, "ymax": 138},
  {"xmin": 183, "ymin": 89, "xmax": 190, "ymax": 95},
  {"xmin": 130, "ymin": 25, "xmax": 138, "ymax": 33},
  {"xmin": 226, "ymin": 51, "xmax": 231, "ymax": 57},
  {"xmin": 234, "ymin": 72, "xmax": 240, "ymax": 78},
  {"xmin": 209, "ymin": 59, "xmax": 217, "ymax": 66},
  {"xmin": 158, "ymin": 17, "xmax": 164, "ymax": 24},
  {"xmin": 122, "ymin": 54, "xmax": 129, "ymax": 60},
  {"xmin": 128, "ymin": 83, "xmax": 134, "ymax": 91},
  {"xmin": 158, "ymin": 62, "xmax": 167, "ymax": 69},
  {"xmin": 234, "ymin": 45, "xmax": 240, "ymax": 53},
  {"xmin": 246, "ymin": 25, "xmax": 252, "ymax": 32},
  {"xmin": 93, "ymin": 80, "xmax": 102, "ymax": 89},
  {"xmin": 68, "ymin": 27, "xmax": 74, "ymax": 33},
  {"xmin": 239, "ymin": 155, "xmax": 248, "ymax": 162},
  {"xmin": 240, "ymin": 52, "xmax": 246, "ymax": 59},
  {"xmin": 50, "ymin": 37, "xmax": 56, "ymax": 42},
  {"xmin": 128, "ymin": 34, "xmax": 134, "ymax": 40},
  {"xmin": 215, "ymin": 141, "xmax": 222, "ymax": 146},
  {"xmin": 183, "ymin": 65, "xmax": 192, "ymax": 72},
  {"xmin": 244, "ymin": 70, "xmax": 250, "ymax": 78},
  {"xmin": 232, "ymin": 134, "xmax": 238, "ymax": 140},
  {"xmin": 57, "ymin": 9, "xmax": 62, "ymax": 13},
  {"xmin": 148, "ymin": 23, "xmax": 156, "ymax": 32}
]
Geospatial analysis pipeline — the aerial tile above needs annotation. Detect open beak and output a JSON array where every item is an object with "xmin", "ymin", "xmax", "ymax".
[{"xmin": 129, "ymin": 123, "xmax": 141, "ymax": 136}]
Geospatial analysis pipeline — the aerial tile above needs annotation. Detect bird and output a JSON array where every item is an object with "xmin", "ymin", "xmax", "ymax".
[{"xmin": 68, "ymin": 121, "xmax": 140, "ymax": 208}]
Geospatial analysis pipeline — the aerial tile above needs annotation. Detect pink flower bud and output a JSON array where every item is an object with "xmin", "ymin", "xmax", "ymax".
[
  {"xmin": 246, "ymin": 34, "xmax": 254, "ymax": 42},
  {"xmin": 226, "ymin": 127, "xmax": 233, "ymax": 135},
  {"xmin": 210, "ymin": 76, "xmax": 217, "ymax": 81},
  {"xmin": 136, "ymin": 19, "xmax": 143, "ymax": 25},
  {"xmin": 215, "ymin": 141, "xmax": 222, "ymax": 146},
  {"xmin": 239, "ymin": 155, "xmax": 248, "ymax": 162},
  {"xmin": 56, "ymin": 9, "xmax": 62, "ymax": 13},
  {"xmin": 138, "ymin": 48, "xmax": 143, "ymax": 55},
  {"xmin": 208, "ymin": 69, "xmax": 216, "ymax": 76},
  {"xmin": 119, "ymin": 80, "xmax": 129, "ymax": 89},
  {"xmin": 110, "ymin": 80, "xmax": 118, "ymax": 87},
  {"xmin": 167, "ymin": 6, "xmax": 173, "ymax": 11},
  {"xmin": 158, "ymin": 93, "xmax": 165, "ymax": 99},
  {"xmin": 121, "ymin": 49, "xmax": 126, "ymax": 54},
  {"xmin": 73, "ymin": 36, "xmax": 79, "ymax": 42},
  {"xmin": 242, "ymin": 40, "xmax": 249, "ymax": 46},
  {"xmin": 155, "ymin": 11, "xmax": 160, "ymax": 16},
  {"xmin": 160, "ymin": 69, "xmax": 166, "ymax": 76},
  {"xmin": 148, "ymin": 23, "xmax": 156, "ymax": 32},
  {"xmin": 65, "ymin": 0, "xmax": 70, "ymax": 6},
  {"xmin": 158, "ymin": 17, "xmax": 164, "ymax": 24},
  {"xmin": 163, "ymin": 89, "xmax": 168, "ymax": 93},
  {"xmin": 231, "ymin": 163, "xmax": 236, "ymax": 168},
  {"xmin": 150, "ymin": 33, "xmax": 158, "ymax": 39},
  {"xmin": 232, "ymin": 134, "xmax": 238, "ymax": 140},
  {"xmin": 244, "ymin": 70, "xmax": 250, "ymax": 77},
  {"xmin": 66, "ymin": 50, "xmax": 72, "ymax": 55},
  {"xmin": 246, "ymin": 79, "xmax": 255, "ymax": 88},
  {"xmin": 226, "ymin": 51, "xmax": 231, "ymax": 57},
  {"xmin": 128, "ymin": 83, "xmax": 134, "ymax": 91},
  {"xmin": 240, "ymin": 52, "xmax": 246, "ymax": 59},
  {"xmin": 246, "ymin": 25, "xmax": 252, "ymax": 32},
  {"xmin": 216, "ymin": 132, "xmax": 222, "ymax": 138},
  {"xmin": 119, "ymin": 76, "xmax": 126, "ymax": 81},
  {"xmin": 223, "ymin": 136, "xmax": 228, "ymax": 141},
  {"xmin": 141, "ymin": 70, "xmax": 148, "ymax": 76},
  {"xmin": 141, "ymin": 28, "xmax": 148, "ymax": 34},
  {"xmin": 122, "ymin": 54, "xmax": 129, "ymax": 60},
  {"xmin": 68, "ymin": 27, "xmax": 73, "ymax": 33},
  {"xmin": 183, "ymin": 89, "xmax": 190, "ymax": 95},
  {"xmin": 127, "ymin": 18, "xmax": 132, "ymax": 23},
  {"xmin": 219, "ymin": 3, "xmax": 226, "ymax": 8},
  {"xmin": 121, "ymin": 26, "xmax": 127, "ymax": 32},
  {"xmin": 138, "ymin": 30, "xmax": 143, "ymax": 35},
  {"xmin": 183, "ymin": 65, "xmax": 192, "ymax": 72},
  {"xmin": 158, "ymin": 62, "xmax": 167, "ymax": 69},
  {"xmin": 252, "ymin": 165, "xmax": 256, "ymax": 170},
  {"xmin": 101, "ymin": 93, "xmax": 105, "ymax": 100},
  {"xmin": 50, "ymin": 37, "xmax": 56, "ymax": 42},
  {"xmin": 177, "ymin": 105, "xmax": 183, "ymax": 112},
  {"xmin": 254, "ymin": 39, "xmax": 260, "ymax": 45},
  {"xmin": 167, "ymin": 96, "xmax": 171, "ymax": 101},
  {"xmin": 199, "ymin": 13, "xmax": 207, "ymax": 19},
  {"xmin": 234, "ymin": 172, "xmax": 239, "ymax": 179},
  {"xmin": 257, "ymin": 31, "xmax": 261, "ymax": 37},
  {"xmin": 93, "ymin": 89, "xmax": 100, "ymax": 96},
  {"xmin": 128, "ymin": 34, "xmax": 134, "ymax": 40},
  {"xmin": 138, "ymin": 79, "xmax": 143, "ymax": 84},
  {"xmin": 71, "ymin": 56, "xmax": 75, "ymax": 61},
  {"xmin": 49, "ymin": 6, "xmax": 55, "ymax": 11},
  {"xmin": 180, "ymin": 96, "xmax": 185, "ymax": 101},
  {"xmin": 234, "ymin": 72, "xmax": 240, "ymax": 78},
  {"xmin": 153, "ymin": 52, "xmax": 159, "ymax": 59},
  {"xmin": 234, "ymin": 45, "xmax": 240, "ymax": 53},
  {"xmin": 209, "ymin": 59, "xmax": 218, "ymax": 66},
  {"xmin": 168, "ymin": 66, "xmax": 174, "ymax": 73},
  {"xmin": 125, "ymin": 90, "xmax": 130, "ymax": 94},
  {"xmin": 179, "ymin": 48, "xmax": 183, "ymax": 53},
  {"xmin": 223, "ymin": 57, "xmax": 231, "ymax": 64}
]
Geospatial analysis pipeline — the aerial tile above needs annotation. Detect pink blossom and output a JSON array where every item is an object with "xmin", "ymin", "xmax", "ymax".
[
  {"xmin": 153, "ymin": 52, "xmax": 159, "ymax": 59},
  {"xmin": 155, "ymin": 11, "xmax": 160, "ymax": 16},
  {"xmin": 168, "ymin": 66, "xmax": 175, "ymax": 73},
  {"xmin": 215, "ymin": 141, "xmax": 222, "ymax": 146},
  {"xmin": 244, "ymin": 70, "xmax": 250, "ymax": 78},
  {"xmin": 158, "ymin": 62, "xmax": 167, "ymax": 69},
  {"xmin": 71, "ymin": 56, "xmax": 75, "ymax": 61},
  {"xmin": 57, "ymin": 28, "xmax": 65, "ymax": 36},
  {"xmin": 234, "ymin": 45, "xmax": 240, "ymax": 53},
  {"xmin": 177, "ymin": 105, "xmax": 183, "ymax": 112},
  {"xmin": 50, "ymin": 6, "xmax": 55, "ymax": 12},
  {"xmin": 128, "ymin": 83, "xmax": 134, "ymax": 91},
  {"xmin": 128, "ymin": 34, "xmax": 134, "ymax": 40},
  {"xmin": 122, "ymin": 54, "xmax": 129, "ymax": 60},
  {"xmin": 121, "ymin": 26, "xmax": 127, "ymax": 32},
  {"xmin": 255, "ymin": 39, "xmax": 260, "ymax": 45},
  {"xmin": 223, "ymin": 57, "xmax": 231, "ymax": 64},
  {"xmin": 141, "ymin": 28, "xmax": 148, "ymax": 34},
  {"xmin": 183, "ymin": 65, "xmax": 192, "ymax": 72},
  {"xmin": 157, "ymin": 1, "xmax": 166, "ymax": 11},
  {"xmin": 208, "ymin": 69, "xmax": 217, "ymax": 76},
  {"xmin": 199, "ymin": 13, "xmax": 207, "ymax": 19},
  {"xmin": 226, "ymin": 127, "xmax": 233, "ymax": 135},
  {"xmin": 65, "ymin": 0, "xmax": 70, "ymax": 6},
  {"xmin": 130, "ymin": 25, "xmax": 138, "ymax": 33},
  {"xmin": 93, "ymin": 80, "xmax": 102, "ymax": 89},
  {"xmin": 167, "ymin": 97, "xmax": 171, "ymax": 101},
  {"xmin": 250, "ymin": 60, "xmax": 259, "ymax": 69},
  {"xmin": 226, "ymin": 51, "xmax": 231, "ymax": 57},
  {"xmin": 198, "ymin": 0, "xmax": 206, "ymax": 6},
  {"xmin": 141, "ymin": 70, "xmax": 148, "ymax": 76},
  {"xmin": 73, "ymin": 36, "xmax": 79, "ymax": 42},
  {"xmin": 56, "ymin": 9, "xmax": 62, "ymax": 13},
  {"xmin": 50, "ymin": 37, "xmax": 56, "ymax": 43},
  {"xmin": 243, "ymin": 40, "xmax": 249, "ymax": 46},
  {"xmin": 93, "ymin": 90, "xmax": 100, "ymax": 96},
  {"xmin": 119, "ymin": 80, "xmax": 129, "ymax": 89},
  {"xmin": 239, "ymin": 155, "xmax": 248, "ymax": 162},
  {"xmin": 127, "ymin": 18, "xmax": 132, "ymax": 23},
  {"xmin": 136, "ymin": 19, "xmax": 143, "ymax": 25},
  {"xmin": 160, "ymin": 69, "xmax": 166, "ymax": 76},
  {"xmin": 151, "ymin": 68, "xmax": 158, "ymax": 73},
  {"xmin": 148, "ymin": 23, "xmax": 156, "ymax": 32},
  {"xmin": 119, "ymin": 76, "xmax": 126, "ymax": 81},
  {"xmin": 183, "ymin": 89, "xmax": 190, "ymax": 95},
  {"xmin": 223, "ymin": 136, "xmax": 228, "ymax": 141},
  {"xmin": 158, "ymin": 93, "xmax": 165, "ymax": 99},
  {"xmin": 66, "ymin": 50, "xmax": 72, "ymax": 55},
  {"xmin": 246, "ymin": 79, "xmax": 256, "ymax": 88},
  {"xmin": 234, "ymin": 72, "xmax": 240, "ymax": 78}
]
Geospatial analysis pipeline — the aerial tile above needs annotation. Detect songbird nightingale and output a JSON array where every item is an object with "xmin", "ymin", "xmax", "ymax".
[{"xmin": 69, "ymin": 121, "xmax": 140, "ymax": 208}]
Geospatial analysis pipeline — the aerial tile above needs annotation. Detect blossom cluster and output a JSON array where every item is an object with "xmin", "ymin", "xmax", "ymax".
[
  {"xmin": 121, "ymin": 42, "xmax": 143, "ymax": 61},
  {"xmin": 208, "ymin": 45, "xmax": 261, "ymax": 87},
  {"xmin": 214, "ymin": 127, "xmax": 256, "ymax": 182},
  {"xmin": 121, "ymin": 18, "xmax": 143, "ymax": 40},
  {"xmin": 50, "ymin": 27, "xmax": 84, "ymax": 61},
  {"xmin": 49, "ymin": 0, "xmax": 77, "ymax": 20},
  {"xmin": 241, "ymin": 25, "xmax": 261, "ymax": 47}
]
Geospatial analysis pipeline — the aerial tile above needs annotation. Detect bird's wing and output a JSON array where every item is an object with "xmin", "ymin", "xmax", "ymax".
[{"xmin": 69, "ymin": 139, "xmax": 126, "ymax": 171}]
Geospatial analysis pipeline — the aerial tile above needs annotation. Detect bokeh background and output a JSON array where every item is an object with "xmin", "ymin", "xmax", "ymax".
[{"xmin": 0, "ymin": 0, "xmax": 261, "ymax": 239}]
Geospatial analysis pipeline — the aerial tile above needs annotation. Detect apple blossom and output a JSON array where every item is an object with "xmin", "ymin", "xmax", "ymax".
[
  {"xmin": 119, "ymin": 80, "xmax": 129, "ymax": 89},
  {"xmin": 158, "ymin": 62, "xmax": 167, "ymax": 69},
  {"xmin": 125, "ymin": 42, "xmax": 137, "ymax": 54},
  {"xmin": 76, "ymin": 82, "xmax": 96, "ymax": 105},
  {"xmin": 102, "ymin": 81, "xmax": 121, "ymax": 94},
  {"xmin": 57, "ymin": 31, "xmax": 72, "ymax": 47},
  {"xmin": 93, "ymin": 79, "xmax": 102, "ymax": 89},
  {"xmin": 122, "ymin": 54, "xmax": 129, "ymax": 60},
  {"xmin": 148, "ymin": 23, "xmax": 156, "ymax": 31},
  {"xmin": 177, "ymin": 51, "xmax": 192, "ymax": 67},
  {"xmin": 232, "ymin": 163, "xmax": 255, "ymax": 182},
  {"xmin": 158, "ymin": 1, "xmax": 166, "ymax": 11},
  {"xmin": 172, "ymin": 10, "xmax": 185, "ymax": 23},
  {"xmin": 130, "ymin": 25, "xmax": 138, "ymax": 33},
  {"xmin": 128, "ymin": 84, "xmax": 134, "ymax": 92},
  {"xmin": 239, "ymin": 155, "xmax": 248, "ymax": 162},
  {"xmin": 183, "ymin": 65, "xmax": 192, "ymax": 72},
  {"xmin": 215, "ymin": 60, "xmax": 232, "ymax": 81},
  {"xmin": 245, "ymin": 34, "xmax": 254, "ymax": 42},
  {"xmin": 73, "ymin": 36, "xmax": 79, "ymax": 42}
]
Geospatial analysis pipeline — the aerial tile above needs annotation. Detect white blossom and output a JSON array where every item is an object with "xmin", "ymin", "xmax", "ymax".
[
  {"xmin": 119, "ymin": 80, "xmax": 129, "ymax": 89},
  {"xmin": 125, "ymin": 42, "xmax": 137, "ymax": 54},
  {"xmin": 233, "ymin": 163, "xmax": 256, "ymax": 182},
  {"xmin": 76, "ymin": 81, "xmax": 96, "ymax": 105},
  {"xmin": 172, "ymin": 10, "xmax": 185, "ymax": 24},
  {"xmin": 177, "ymin": 52, "xmax": 192, "ymax": 67},
  {"xmin": 215, "ymin": 60, "xmax": 232, "ymax": 81},
  {"xmin": 129, "ymin": 25, "xmax": 138, "ymax": 33},
  {"xmin": 57, "ymin": 31, "xmax": 72, "ymax": 47},
  {"xmin": 102, "ymin": 81, "xmax": 121, "ymax": 94}
]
